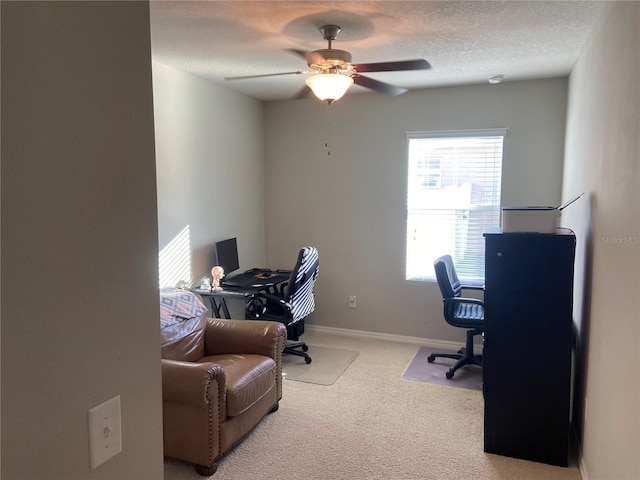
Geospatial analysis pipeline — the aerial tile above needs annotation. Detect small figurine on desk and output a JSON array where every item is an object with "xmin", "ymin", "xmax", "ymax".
[
  {"xmin": 211, "ymin": 265, "xmax": 225, "ymax": 291},
  {"xmin": 198, "ymin": 276, "xmax": 212, "ymax": 290}
]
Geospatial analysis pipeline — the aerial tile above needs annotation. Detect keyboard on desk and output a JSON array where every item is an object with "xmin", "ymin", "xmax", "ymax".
[
  {"xmin": 222, "ymin": 269, "xmax": 290, "ymax": 289},
  {"xmin": 221, "ymin": 273, "xmax": 259, "ymax": 288}
]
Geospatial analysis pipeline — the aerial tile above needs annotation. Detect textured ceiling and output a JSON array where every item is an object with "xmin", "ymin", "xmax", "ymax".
[{"xmin": 150, "ymin": 1, "xmax": 605, "ymax": 101}]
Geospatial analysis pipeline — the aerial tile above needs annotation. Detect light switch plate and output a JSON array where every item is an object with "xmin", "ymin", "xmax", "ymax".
[{"xmin": 88, "ymin": 395, "xmax": 122, "ymax": 470}]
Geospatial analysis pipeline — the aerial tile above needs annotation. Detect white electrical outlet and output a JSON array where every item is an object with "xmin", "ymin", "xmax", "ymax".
[
  {"xmin": 348, "ymin": 295, "xmax": 357, "ymax": 308},
  {"xmin": 88, "ymin": 395, "xmax": 122, "ymax": 470}
]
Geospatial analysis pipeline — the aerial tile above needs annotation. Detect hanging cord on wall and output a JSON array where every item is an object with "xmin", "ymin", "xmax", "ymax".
[{"xmin": 324, "ymin": 101, "xmax": 332, "ymax": 155}]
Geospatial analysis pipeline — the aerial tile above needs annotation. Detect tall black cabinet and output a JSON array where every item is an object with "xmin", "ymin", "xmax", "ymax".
[{"xmin": 483, "ymin": 231, "xmax": 576, "ymax": 467}]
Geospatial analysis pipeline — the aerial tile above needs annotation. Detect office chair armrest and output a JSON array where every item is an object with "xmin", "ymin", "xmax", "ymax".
[
  {"xmin": 253, "ymin": 292, "xmax": 292, "ymax": 308},
  {"xmin": 444, "ymin": 297, "xmax": 484, "ymax": 307},
  {"xmin": 461, "ymin": 284, "xmax": 485, "ymax": 291},
  {"xmin": 245, "ymin": 292, "xmax": 292, "ymax": 320},
  {"xmin": 277, "ymin": 281, "xmax": 290, "ymax": 297}
]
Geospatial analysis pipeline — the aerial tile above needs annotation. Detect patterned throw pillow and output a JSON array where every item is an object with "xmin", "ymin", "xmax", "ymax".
[{"xmin": 159, "ymin": 287, "xmax": 207, "ymax": 329}]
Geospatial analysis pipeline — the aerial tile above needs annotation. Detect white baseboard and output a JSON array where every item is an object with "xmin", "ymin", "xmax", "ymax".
[
  {"xmin": 573, "ymin": 427, "xmax": 589, "ymax": 480},
  {"xmin": 306, "ymin": 324, "xmax": 484, "ymax": 352},
  {"xmin": 579, "ymin": 456, "xmax": 589, "ymax": 480}
]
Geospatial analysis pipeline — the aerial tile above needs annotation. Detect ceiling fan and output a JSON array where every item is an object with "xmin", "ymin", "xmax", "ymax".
[{"xmin": 225, "ymin": 24, "xmax": 432, "ymax": 104}]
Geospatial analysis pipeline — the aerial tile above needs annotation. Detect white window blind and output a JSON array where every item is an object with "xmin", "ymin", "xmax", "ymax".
[{"xmin": 406, "ymin": 129, "xmax": 506, "ymax": 284}]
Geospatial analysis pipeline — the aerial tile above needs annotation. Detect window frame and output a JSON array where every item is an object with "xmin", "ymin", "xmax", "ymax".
[{"xmin": 405, "ymin": 128, "xmax": 507, "ymax": 285}]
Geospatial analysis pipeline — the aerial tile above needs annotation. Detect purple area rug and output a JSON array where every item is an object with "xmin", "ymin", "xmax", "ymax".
[{"xmin": 403, "ymin": 346, "xmax": 483, "ymax": 391}]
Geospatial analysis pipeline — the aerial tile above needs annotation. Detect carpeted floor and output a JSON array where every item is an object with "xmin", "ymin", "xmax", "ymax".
[{"xmin": 164, "ymin": 330, "xmax": 583, "ymax": 480}]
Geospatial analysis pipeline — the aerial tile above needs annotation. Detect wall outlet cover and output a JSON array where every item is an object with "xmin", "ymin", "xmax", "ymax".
[{"xmin": 88, "ymin": 395, "xmax": 122, "ymax": 470}]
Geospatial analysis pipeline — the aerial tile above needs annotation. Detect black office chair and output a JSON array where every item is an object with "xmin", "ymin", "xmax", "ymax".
[
  {"xmin": 246, "ymin": 246, "xmax": 319, "ymax": 364},
  {"xmin": 429, "ymin": 254, "xmax": 484, "ymax": 379}
]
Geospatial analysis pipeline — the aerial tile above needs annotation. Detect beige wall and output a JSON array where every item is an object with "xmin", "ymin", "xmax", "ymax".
[
  {"xmin": 1, "ymin": 2, "xmax": 164, "ymax": 479},
  {"xmin": 562, "ymin": 2, "xmax": 640, "ymax": 479},
  {"xmin": 263, "ymin": 79, "xmax": 568, "ymax": 342}
]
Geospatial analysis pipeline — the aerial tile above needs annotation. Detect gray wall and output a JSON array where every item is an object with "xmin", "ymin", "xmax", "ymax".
[
  {"xmin": 1, "ymin": 2, "xmax": 164, "ymax": 479},
  {"xmin": 562, "ymin": 2, "xmax": 640, "ymax": 479},
  {"xmin": 263, "ymin": 78, "xmax": 568, "ymax": 342},
  {"xmin": 153, "ymin": 62, "xmax": 266, "ymax": 293}
]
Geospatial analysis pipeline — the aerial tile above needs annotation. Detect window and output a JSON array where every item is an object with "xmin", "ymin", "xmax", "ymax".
[
  {"xmin": 406, "ymin": 129, "xmax": 506, "ymax": 285},
  {"xmin": 159, "ymin": 225, "xmax": 192, "ymax": 288}
]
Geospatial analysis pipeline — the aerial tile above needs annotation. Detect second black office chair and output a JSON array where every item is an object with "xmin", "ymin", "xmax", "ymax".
[
  {"xmin": 246, "ymin": 246, "xmax": 319, "ymax": 364},
  {"xmin": 429, "ymin": 254, "xmax": 484, "ymax": 379}
]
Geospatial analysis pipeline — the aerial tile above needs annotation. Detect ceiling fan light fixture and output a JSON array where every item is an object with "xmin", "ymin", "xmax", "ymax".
[{"xmin": 305, "ymin": 73, "xmax": 354, "ymax": 104}]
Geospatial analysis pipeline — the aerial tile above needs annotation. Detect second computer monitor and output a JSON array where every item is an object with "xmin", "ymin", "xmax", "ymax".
[{"xmin": 215, "ymin": 237, "xmax": 240, "ymax": 275}]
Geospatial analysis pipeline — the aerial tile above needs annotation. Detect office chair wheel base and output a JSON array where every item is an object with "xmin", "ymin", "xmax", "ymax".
[
  {"xmin": 304, "ymin": 356, "xmax": 312, "ymax": 364},
  {"xmin": 445, "ymin": 370, "xmax": 455, "ymax": 379},
  {"xmin": 302, "ymin": 345, "xmax": 309, "ymax": 352},
  {"xmin": 427, "ymin": 354, "xmax": 436, "ymax": 363}
]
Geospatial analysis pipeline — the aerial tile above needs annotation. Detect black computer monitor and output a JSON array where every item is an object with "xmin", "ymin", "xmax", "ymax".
[{"xmin": 215, "ymin": 237, "xmax": 240, "ymax": 275}]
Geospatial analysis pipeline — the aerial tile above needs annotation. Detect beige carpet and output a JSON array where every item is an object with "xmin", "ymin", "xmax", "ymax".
[
  {"xmin": 282, "ymin": 345, "xmax": 359, "ymax": 385},
  {"xmin": 164, "ymin": 330, "xmax": 583, "ymax": 480}
]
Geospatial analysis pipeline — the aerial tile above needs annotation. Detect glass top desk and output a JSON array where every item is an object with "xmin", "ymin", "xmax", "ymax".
[{"xmin": 193, "ymin": 270, "xmax": 290, "ymax": 319}]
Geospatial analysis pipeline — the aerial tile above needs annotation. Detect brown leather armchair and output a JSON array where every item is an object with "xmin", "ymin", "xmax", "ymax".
[{"xmin": 161, "ymin": 316, "xmax": 287, "ymax": 475}]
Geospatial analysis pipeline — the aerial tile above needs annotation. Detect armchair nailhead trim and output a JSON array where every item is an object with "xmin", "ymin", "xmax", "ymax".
[{"xmin": 213, "ymin": 323, "xmax": 287, "ymax": 465}]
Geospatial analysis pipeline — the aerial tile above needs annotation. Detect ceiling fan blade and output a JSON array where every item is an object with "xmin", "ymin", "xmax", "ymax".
[
  {"xmin": 286, "ymin": 48, "xmax": 309, "ymax": 60},
  {"xmin": 352, "ymin": 59, "xmax": 431, "ymax": 73},
  {"xmin": 225, "ymin": 71, "xmax": 307, "ymax": 81},
  {"xmin": 286, "ymin": 48, "xmax": 326, "ymax": 66},
  {"xmin": 294, "ymin": 85, "xmax": 312, "ymax": 100},
  {"xmin": 353, "ymin": 74, "xmax": 408, "ymax": 96}
]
